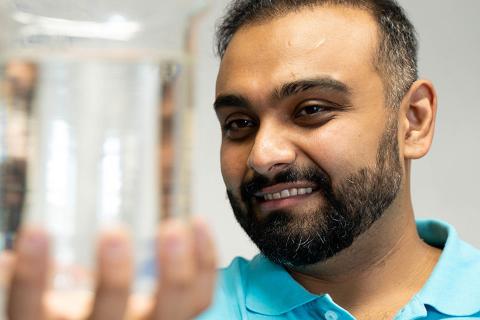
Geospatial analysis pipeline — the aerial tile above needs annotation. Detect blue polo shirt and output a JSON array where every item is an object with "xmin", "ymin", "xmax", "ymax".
[{"xmin": 198, "ymin": 220, "xmax": 480, "ymax": 319}]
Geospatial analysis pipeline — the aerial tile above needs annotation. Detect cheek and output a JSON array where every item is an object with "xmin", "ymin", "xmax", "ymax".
[
  {"xmin": 220, "ymin": 142, "xmax": 251, "ymax": 190},
  {"xmin": 299, "ymin": 122, "xmax": 380, "ymax": 180}
]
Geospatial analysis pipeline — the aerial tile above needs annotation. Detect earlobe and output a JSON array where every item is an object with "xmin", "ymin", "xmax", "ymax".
[{"xmin": 402, "ymin": 80, "xmax": 437, "ymax": 160}]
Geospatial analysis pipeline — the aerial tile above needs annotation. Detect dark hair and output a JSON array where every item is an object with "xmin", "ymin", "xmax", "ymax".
[{"xmin": 215, "ymin": 0, "xmax": 418, "ymax": 108}]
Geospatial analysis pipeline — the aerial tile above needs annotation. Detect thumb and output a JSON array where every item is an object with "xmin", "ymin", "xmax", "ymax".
[{"xmin": 7, "ymin": 227, "xmax": 49, "ymax": 320}]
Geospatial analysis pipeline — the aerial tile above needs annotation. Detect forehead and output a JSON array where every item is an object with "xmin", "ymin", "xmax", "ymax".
[{"xmin": 216, "ymin": 5, "xmax": 380, "ymax": 96}]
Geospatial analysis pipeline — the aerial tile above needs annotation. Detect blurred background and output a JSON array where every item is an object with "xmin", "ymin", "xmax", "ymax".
[{"xmin": 191, "ymin": 0, "xmax": 480, "ymax": 267}]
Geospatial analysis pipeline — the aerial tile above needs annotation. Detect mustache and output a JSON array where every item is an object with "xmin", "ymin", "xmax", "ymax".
[{"xmin": 241, "ymin": 166, "xmax": 332, "ymax": 199}]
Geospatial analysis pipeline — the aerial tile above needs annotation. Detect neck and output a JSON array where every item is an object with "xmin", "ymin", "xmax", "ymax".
[{"xmin": 288, "ymin": 200, "xmax": 441, "ymax": 317}]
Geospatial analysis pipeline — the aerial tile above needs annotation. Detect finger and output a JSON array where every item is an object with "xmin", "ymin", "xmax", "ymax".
[
  {"xmin": 88, "ymin": 228, "xmax": 132, "ymax": 320},
  {"xmin": 149, "ymin": 219, "xmax": 196, "ymax": 320},
  {"xmin": 0, "ymin": 250, "xmax": 16, "ymax": 315},
  {"xmin": 7, "ymin": 227, "xmax": 48, "ymax": 320},
  {"xmin": 192, "ymin": 217, "xmax": 216, "ymax": 274},
  {"xmin": 0, "ymin": 250, "xmax": 16, "ymax": 286},
  {"xmin": 189, "ymin": 217, "xmax": 217, "ymax": 316}
]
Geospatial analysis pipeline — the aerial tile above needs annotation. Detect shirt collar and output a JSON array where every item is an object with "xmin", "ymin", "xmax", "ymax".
[
  {"xmin": 245, "ymin": 254, "xmax": 319, "ymax": 315},
  {"xmin": 245, "ymin": 219, "xmax": 480, "ymax": 317},
  {"xmin": 416, "ymin": 219, "xmax": 480, "ymax": 316}
]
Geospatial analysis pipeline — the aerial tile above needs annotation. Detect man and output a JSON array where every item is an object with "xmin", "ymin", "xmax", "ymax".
[{"xmin": 198, "ymin": 0, "xmax": 480, "ymax": 319}]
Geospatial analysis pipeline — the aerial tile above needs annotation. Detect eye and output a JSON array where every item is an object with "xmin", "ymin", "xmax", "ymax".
[
  {"xmin": 295, "ymin": 104, "xmax": 326, "ymax": 118},
  {"xmin": 223, "ymin": 117, "xmax": 257, "ymax": 140},
  {"xmin": 225, "ymin": 119, "xmax": 255, "ymax": 130},
  {"xmin": 293, "ymin": 101, "xmax": 338, "ymax": 127}
]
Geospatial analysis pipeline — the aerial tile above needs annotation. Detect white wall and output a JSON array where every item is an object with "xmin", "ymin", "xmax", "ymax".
[
  {"xmin": 191, "ymin": 0, "xmax": 480, "ymax": 267},
  {"xmin": 404, "ymin": 0, "xmax": 480, "ymax": 247}
]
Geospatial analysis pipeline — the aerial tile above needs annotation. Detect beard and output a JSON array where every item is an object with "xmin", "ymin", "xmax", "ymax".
[{"xmin": 226, "ymin": 117, "xmax": 402, "ymax": 267}]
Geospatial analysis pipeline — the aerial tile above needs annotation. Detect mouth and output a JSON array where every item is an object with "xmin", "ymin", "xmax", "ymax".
[{"xmin": 253, "ymin": 183, "xmax": 318, "ymax": 212}]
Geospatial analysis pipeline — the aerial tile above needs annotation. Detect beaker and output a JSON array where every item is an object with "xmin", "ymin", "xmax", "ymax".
[{"xmin": 0, "ymin": 0, "xmax": 208, "ymax": 317}]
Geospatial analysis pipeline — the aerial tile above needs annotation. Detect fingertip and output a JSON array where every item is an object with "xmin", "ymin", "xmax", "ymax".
[
  {"xmin": 157, "ymin": 219, "xmax": 195, "ymax": 287},
  {"xmin": 14, "ymin": 227, "xmax": 49, "ymax": 279},
  {"xmin": 157, "ymin": 218, "xmax": 190, "ymax": 257},
  {"xmin": 0, "ymin": 250, "xmax": 16, "ymax": 286},
  {"xmin": 96, "ymin": 228, "xmax": 133, "ymax": 288},
  {"xmin": 16, "ymin": 226, "xmax": 49, "ymax": 254},
  {"xmin": 98, "ymin": 227, "xmax": 131, "ymax": 257},
  {"xmin": 0, "ymin": 250, "xmax": 16, "ymax": 269},
  {"xmin": 7, "ymin": 227, "xmax": 48, "ymax": 320},
  {"xmin": 192, "ymin": 216, "xmax": 217, "ymax": 270},
  {"xmin": 192, "ymin": 216, "xmax": 214, "ymax": 241},
  {"xmin": 162, "ymin": 226, "xmax": 189, "ymax": 264},
  {"xmin": 89, "ymin": 228, "xmax": 133, "ymax": 320},
  {"xmin": 191, "ymin": 215, "xmax": 209, "ymax": 234}
]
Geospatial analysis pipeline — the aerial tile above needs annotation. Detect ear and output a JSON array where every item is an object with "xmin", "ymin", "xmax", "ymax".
[{"xmin": 401, "ymin": 80, "xmax": 437, "ymax": 160}]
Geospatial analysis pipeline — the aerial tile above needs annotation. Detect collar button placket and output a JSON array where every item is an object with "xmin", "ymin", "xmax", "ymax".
[{"xmin": 324, "ymin": 310, "xmax": 339, "ymax": 320}]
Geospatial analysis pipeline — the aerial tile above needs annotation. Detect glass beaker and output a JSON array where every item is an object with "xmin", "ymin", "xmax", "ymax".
[{"xmin": 0, "ymin": 0, "xmax": 207, "ymax": 317}]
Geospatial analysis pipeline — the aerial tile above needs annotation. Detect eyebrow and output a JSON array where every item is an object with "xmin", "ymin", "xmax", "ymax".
[
  {"xmin": 213, "ymin": 77, "xmax": 351, "ymax": 111},
  {"xmin": 213, "ymin": 94, "xmax": 250, "ymax": 111},
  {"xmin": 274, "ymin": 77, "xmax": 351, "ymax": 100}
]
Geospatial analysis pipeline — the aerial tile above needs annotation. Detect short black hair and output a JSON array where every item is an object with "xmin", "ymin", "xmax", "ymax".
[{"xmin": 215, "ymin": 0, "xmax": 418, "ymax": 108}]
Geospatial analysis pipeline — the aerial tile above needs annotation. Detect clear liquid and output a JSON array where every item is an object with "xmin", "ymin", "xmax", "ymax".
[{"xmin": 0, "ymin": 53, "xmax": 192, "ymax": 316}]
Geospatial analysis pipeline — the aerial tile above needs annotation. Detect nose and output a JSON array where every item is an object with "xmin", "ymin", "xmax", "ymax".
[{"xmin": 247, "ymin": 122, "xmax": 296, "ymax": 176}]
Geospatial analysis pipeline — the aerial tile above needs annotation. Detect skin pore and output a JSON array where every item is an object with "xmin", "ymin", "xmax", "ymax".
[{"xmin": 215, "ymin": 5, "xmax": 440, "ymax": 319}]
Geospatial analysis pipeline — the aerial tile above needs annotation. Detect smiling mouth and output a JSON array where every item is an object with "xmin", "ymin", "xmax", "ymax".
[
  {"xmin": 252, "ymin": 185, "xmax": 319, "ymax": 212},
  {"xmin": 257, "ymin": 187, "xmax": 314, "ymax": 201}
]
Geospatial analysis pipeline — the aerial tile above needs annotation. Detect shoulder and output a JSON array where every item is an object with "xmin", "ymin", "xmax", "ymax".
[
  {"xmin": 416, "ymin": 219, "xmax": 480, "ymax": 317},
  {"xmin": 418, "ymin": 219, "xmax": 480, "ymax": 272},
  {"xmin": 448, "ymin": 235, "xmax": 480, "ymax": 288}
]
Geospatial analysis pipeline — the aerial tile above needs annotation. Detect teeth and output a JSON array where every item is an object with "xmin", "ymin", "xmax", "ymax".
[
  {"xmin": 263, "ymin": 187, "xmax": 314, "ymax": 201},
  {"xmin": 281, "ymin": 190, "xmax": 290, "ymax": 197}
]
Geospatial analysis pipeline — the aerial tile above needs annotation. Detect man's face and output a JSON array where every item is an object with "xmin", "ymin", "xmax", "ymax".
[{"xmin": 215, "ymin": 6, "xmax": 404, "ymax": 266}]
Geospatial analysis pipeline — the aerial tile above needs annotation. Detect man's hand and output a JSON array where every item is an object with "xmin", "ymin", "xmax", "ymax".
[{"xmin": 6, "ymin": 217, "xmax": 217, "ymax": 320}]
